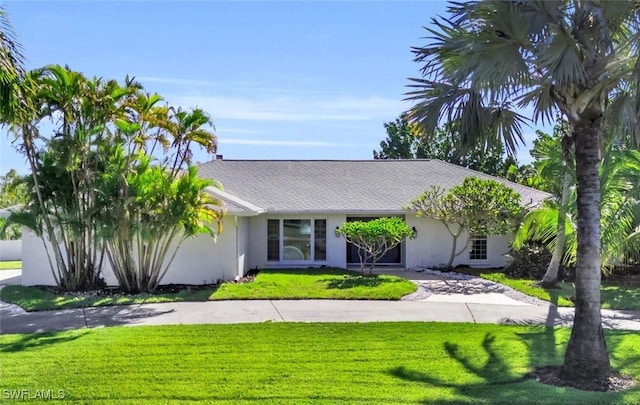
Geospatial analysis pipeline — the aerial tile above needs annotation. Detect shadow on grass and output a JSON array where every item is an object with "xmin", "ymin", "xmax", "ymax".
[
  {"xmin": 323, "ymin": 275, "xmax": 387, "ymax": 289},
  {"xmin": 390, "ymin": 333, "xmax": 535, "ymax": 404},
  {"xmin": 601, "ymin": 285, "xmax": 640, "ymax": 311},
  {"xmin": 1, "ymin": 330, "xmax": 88, "ymax": 353}
]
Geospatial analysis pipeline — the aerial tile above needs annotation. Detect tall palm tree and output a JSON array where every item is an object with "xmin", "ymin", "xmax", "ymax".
[
  {"xmin": 0, "ymin": 7, "xmax": 24, "ymax": 120},
  {"xmin": 405, "ymin": 1, "xmax": 640, "ymax": 384},
  {"xmin": 515, "ymin": 145, "xmax": 640, "ymax": 273},
  {"xmin": 530, "ymin": 123, "xmax": 575, "ymax": 286}
]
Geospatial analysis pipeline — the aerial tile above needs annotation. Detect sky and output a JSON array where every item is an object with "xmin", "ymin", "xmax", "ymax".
[{"xmin": 0, "ymin": 0, "xmax": 551, "ymax": 175}]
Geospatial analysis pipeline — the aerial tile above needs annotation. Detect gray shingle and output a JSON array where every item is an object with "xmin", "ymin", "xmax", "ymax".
[{"xmin": 197, "ymin": 159, "xmax": 550, "ymax": 213}]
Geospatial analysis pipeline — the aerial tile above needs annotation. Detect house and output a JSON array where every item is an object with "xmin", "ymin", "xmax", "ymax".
[{"xmin": 21, "ymin": 159, "xmax": 549, "ymax": 286}]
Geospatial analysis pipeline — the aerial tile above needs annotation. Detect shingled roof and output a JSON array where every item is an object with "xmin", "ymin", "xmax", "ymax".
[{"xmin": 197, "ymin": 159, "xmax": 550, "ymax": 214}]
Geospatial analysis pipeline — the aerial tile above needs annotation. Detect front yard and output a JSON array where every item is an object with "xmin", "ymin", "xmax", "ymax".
[
  {"xmin": 211, "ymin": 267, "xmax": 416, "ymax": 300},
  {"xmin": 0, "ymin": 260, "xmax": 21, "ymax": 270},
  {"xmin": 461, "ymin": 269, "xmax": 640, "ymax": 311},
  {"xmin": 1, "ymin": 322, "xmax": 639, "ymax": 404},
  {"xmin": 0, "ymin": 268, "xmax": 417, "ymax": 311}
]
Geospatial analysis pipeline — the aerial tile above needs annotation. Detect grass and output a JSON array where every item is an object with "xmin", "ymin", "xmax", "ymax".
[
  {"xmin": 1, "ymin": 322, "xmax": 639, "ymax": 404},
  {"xmin": 0, "ymin": 285, "xmax": 214, "ymax": 312},
  {"xmin": 0, "ymin": 268, "xmax": 416, "ymax": 311},
  {"xmin": 459, "ymin": 269, "xmax": 640, "ymax": 311},
  {"xmin": 0, "ymin": 260, "xmax": 21, "ymax": 270},
  {"xmin": 210, "ymin": 267, "xmax": 417, "ymax": 300}
]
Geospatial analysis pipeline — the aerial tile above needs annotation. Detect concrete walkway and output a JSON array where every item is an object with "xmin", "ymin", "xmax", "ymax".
[
  {"xmin": 2, "ymin": 299, "xmax": 640, "ymax": 335},
  {"xmin": 2, "ymin": 269, "xmax": 640, "ymax": 335}
]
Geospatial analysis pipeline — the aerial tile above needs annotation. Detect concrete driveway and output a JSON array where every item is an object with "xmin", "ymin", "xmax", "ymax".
[{"xmin": 0, "ymin": 269, "xmax": 21, "ymax": 285}]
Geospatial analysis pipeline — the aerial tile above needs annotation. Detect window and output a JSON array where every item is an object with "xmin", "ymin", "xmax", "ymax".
[
  {"xmin": 314, "ymin": 220, "xmax": 327, "ymax": 261},
  {"xmin": 267, "ymin": 220, "xmax": 280, "ymax": 261},
  {"xmin": 267, "ymin": 219, "xmax": 327, "ymax": 262},
  {"xmin": 469, "ymin": 235, "xmax": 487, "ymax": 260}
]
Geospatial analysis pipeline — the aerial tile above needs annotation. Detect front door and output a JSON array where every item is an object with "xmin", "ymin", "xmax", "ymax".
[{"xmin": 345, "ymin": 217, "xmax": 402, "ymax": 266}]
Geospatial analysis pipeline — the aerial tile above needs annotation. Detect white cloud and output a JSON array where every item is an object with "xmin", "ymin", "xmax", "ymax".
[
  {"xmin": 220, "ymin": 138, "xmax": 360, "ymax": 147},
  {"xmin": 171, "ymin": 94, "xmax": 405, "ymax": 122},
  {"xmin": 218, "ymin": 127, "xmax": 264, "ymax": 135}
]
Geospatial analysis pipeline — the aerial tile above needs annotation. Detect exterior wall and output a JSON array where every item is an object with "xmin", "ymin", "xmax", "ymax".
[
  {"xmin": 22, "ymin": 228, "xmax": 58, "ymax": 286},
  {"xmin": 0, "ymin": 240, "xmax": 21, "ymax": 261},
  {"xmin": 21, "ymin": 217, "xmax": 239, "ymax": 286},
  {"xmin": 236, "ymin": 216, "xmax": 250, "ymax": 277},
  {"xmin": 405, "ymin": 216, "xmax": 511, "ymax": 269},
  {"xmin": 248, "ymin": 213, "xmax": 348, "ymax": 269},
  {"xmin": 161, "ymin": 217, "xmax": 237, "ymax": 284}
]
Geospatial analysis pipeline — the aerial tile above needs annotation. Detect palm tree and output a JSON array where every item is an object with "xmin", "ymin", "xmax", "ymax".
[
  {"xmin": 0, "ymin": 7, "xmax": 24, "ymax": 120},
  {"xmin": 405, "ymin": 0, "xmax": 640, "ymax": 385},
  {"xmin": 103, "ymin": 92, "xmax": 223, "ymax": 293},
  {"xmin": 530, "ymin": 122, "xmax": 575, "ymax": 286},
  {"xmin": 9, "ymin": 66, "xmax": 133, "ymax": 290},
  {"xmin": 515, "ymin": 145, "xmax": 640, "ymax": 273}
]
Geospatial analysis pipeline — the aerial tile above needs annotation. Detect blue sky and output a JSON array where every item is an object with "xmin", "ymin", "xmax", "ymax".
[{"xmin": 1, "ymin": 1, "xmax": 548, "ymax": 174}]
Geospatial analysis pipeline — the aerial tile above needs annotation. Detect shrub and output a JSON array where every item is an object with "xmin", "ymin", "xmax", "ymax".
[{"xmin": 504, "ymin": 242, "xmax": 571, "ymax": 280}]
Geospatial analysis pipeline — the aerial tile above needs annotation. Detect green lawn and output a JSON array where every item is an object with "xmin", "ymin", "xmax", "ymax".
[
  {"xmin": 1, "ymin": 322, "xmax": 639, "ymax": 404},
  {"xmin": 210, "ymin": 267, "xmax": 417, "ymax": 300},
  {"xmin": 1, "ymin": 268, "xmax": 416, "ymax": 311},
  {"xmin": 463, "ymin": 270, "xmax": 640, "ymax": 311},
  {"xmin": 0, "ymin": 285, "xmax": 214, "ymax": 312},
  {"xmin": 0, "ymin": 260, "xmax": 21, "ymax": 270}
]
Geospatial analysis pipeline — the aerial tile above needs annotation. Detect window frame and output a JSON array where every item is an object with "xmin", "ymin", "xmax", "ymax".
[
  {"xmin": 469, "ymin": 235, "xmax": 488, "ymax": 261},
  {"xmin": 267, "ymin": 219, "xmax": 327, "ymax": 263}
]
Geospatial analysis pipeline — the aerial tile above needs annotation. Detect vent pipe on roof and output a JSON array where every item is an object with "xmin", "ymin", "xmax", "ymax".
[{"xmin": 216, "ymin": 154, "xmax": 223, "ymax": 160}]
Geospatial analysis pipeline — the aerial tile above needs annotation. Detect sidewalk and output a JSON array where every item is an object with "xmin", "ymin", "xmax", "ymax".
[{"xmin": 2, "ymin": 299, "xmax": 640, "ymax": 335}]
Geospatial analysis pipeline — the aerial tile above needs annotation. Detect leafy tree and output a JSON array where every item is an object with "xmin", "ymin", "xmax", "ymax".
[
  {"xmin": 101, "ymin": 91, "xmax": 224, "ymax": 293},
  {"xmin": 8, "ymin": 66, "xmax": 127, "ymax": 290},
  {"xmin": 336, "ymin": 217, "xmax": 414, "ymax": 275},
  {"xmin": 515, "ymin": 146, "xmax": 640, "ymax": 275},
  {"xmin": 374, "ymin": 117, "xmax": 516, "ymax": 176},
  {"xmin": 0, "ymin": 169, "xmax": 27, "ymax": 239},
  {"xmin": 405, "ymin": 177, "xmax": 522, "ymax": 269},
  {"xmin": 373, "ymin": 117, "xmax": 417, "ymax": 159},
  {"xmin": 7, "ymin": 66, "xmax": 224, "ymax": 292},
  {"xmin": 405, "ymin": 0, "xmax": 640, "ymax": 383}
]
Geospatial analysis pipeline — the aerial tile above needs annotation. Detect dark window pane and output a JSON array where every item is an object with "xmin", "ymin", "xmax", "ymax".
[
  {"xmin": 267, "ymin": 220, "xmax": 280, "ymax": 261},
  {"xmin": 283, "ymin": 219, "xmax": 311, "ymax": 260},
  {"xmin": 469, "ymin": 235, "xmax": 487, "ymax": 260},
  {"xmin": 314, "ymin": 219, "xmax": 327, "ymax": 261}
]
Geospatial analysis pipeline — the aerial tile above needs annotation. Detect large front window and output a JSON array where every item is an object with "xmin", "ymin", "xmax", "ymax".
[{"xmin": 267, "ymin": 219, "xmax": 326, "ymax": 262}]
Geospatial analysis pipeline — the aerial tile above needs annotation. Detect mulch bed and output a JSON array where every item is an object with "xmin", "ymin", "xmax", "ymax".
[
  {"xmin": 528, "ymin": 366, "xmax": 637, "ymax": 392},
  {"xmin": 41, "ymin": 283, "xmax": 217, "ymax": 297}
]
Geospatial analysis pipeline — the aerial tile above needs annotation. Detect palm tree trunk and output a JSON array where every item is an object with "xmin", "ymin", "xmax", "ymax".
[
  {"xmin": 560, "ymin": 119, "xmax": 610, "ymax": 383},
  {"xmin": 540, "ymin": 171, "xmax": 572, "ymax": 287}
]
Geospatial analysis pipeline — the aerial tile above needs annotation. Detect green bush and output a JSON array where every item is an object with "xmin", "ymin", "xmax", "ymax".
[{"xmin": 504, "ymin": 242, "xmax": 570, "ymax": 280}]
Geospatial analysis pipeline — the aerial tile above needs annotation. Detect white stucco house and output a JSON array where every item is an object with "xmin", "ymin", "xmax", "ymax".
[{"xmin": 22, "ymin": 159, "xmax": 549, "ymax": 286}]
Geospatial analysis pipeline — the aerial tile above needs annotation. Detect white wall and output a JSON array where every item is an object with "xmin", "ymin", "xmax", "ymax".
[
  {"xmin": 161, "ymin": 217, "xmax": 237, "ymax": 284},
  {"xmin": 22, "ymin": 229, "xmax": 58, "ymax": 285},
  {"xmin": 405, "ymin": 216, "xmax": 511, "ymax": 269},
  {"xmin": 0, "ymin": 240, "xmax": 21, "ymax": 261},
  {"xmin": 21, "ymin": 217, "xmax": 239, "ymax": 286},
  {"xmin": 236, "ymin": 216, "xmax": 250, "ymax": 277}
]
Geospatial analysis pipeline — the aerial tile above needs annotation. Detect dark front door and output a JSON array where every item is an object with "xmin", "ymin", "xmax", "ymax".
[{"xmin": 345, "ymin": 217, "xmax": 402, "ymax": 265}]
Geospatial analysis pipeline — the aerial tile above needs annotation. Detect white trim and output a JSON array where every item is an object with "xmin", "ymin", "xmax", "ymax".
[{"xmin": 205, "ymin": 186, "xmax": 266, "ymax": 215}]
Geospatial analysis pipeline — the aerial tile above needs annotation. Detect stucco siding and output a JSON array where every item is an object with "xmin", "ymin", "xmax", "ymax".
[
  {"xmin": 22, "ymin": 229, "xmax": 57, "ymax": 286},
  {"xmin": 405, "ymin": 216, "xmax": 511, "ymax": 268},
  {"xmin": 21, "ymin": 217, "xmax": 238, "ymax": 286},
  {"xmin": 236, "ymin": 216, "xmax": 250, "ymax": 277},
  {"xmin": 160, "ymin": 218, "xmax": 237, "ymax": 284},
  {"xmin": 0, "ymin": 240, "xmax": 21, "ymax": 261}
]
